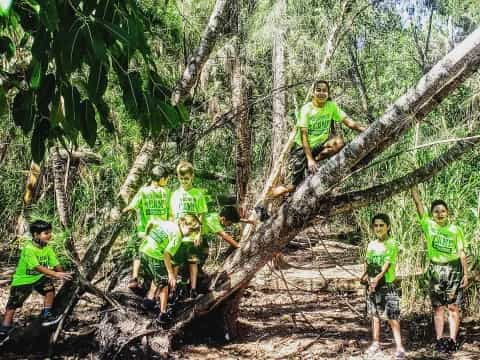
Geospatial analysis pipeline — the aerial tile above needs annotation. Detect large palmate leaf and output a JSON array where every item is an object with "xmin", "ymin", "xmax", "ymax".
[
  {"xmin": 13, "ymin": 90, "xmax": 35, "ymax": 134},
  {"xmin": 80, "ymin": 99, "xmax": 97, "ymax": 147}
]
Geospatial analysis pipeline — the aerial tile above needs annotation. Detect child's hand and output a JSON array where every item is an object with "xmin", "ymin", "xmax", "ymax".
[
  {"xmin": 168, "ymin": 274, "xmax": 177, "ymax": 289},
  {"xmin": 307, "ymin": 159, "xmax": 318, "ymax": 173},
  {"xmin": 360, "ymin": 275, "xmax": 368, "ymax": 286},
  {"xmin": 460, "ymin": 275, "xmax": 468, "ymax": 288},
  {"xmin": 55, "ymin": 272, "xmax": 73, "ymax": 281}
]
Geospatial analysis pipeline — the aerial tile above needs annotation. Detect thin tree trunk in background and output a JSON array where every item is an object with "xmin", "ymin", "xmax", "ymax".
[
  {"xmin": 231, "ymin": 1, "xmax": 252, "ymax": 210},
  {"xmin": 52, "ymin": 148, "xmax": 69, "ymax": 228},
  {"xmin": 271, "ymin": 0, "xmax": 288, "ymax": 163},
  {"xmin": 171, "ymin": 0, "xmax": 230, "ymax": 105}
]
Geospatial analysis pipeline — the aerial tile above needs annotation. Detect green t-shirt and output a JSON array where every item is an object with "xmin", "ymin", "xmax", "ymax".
[
  {"xmin": 294, "ymin": 101, "xmax": 345, "ymax": 148},
  {"xmin": 419, "ymin": 213, "xmax": 464, "ymax": 263},
  {"xmin": 170, "ymin": 187, "xmax": 208, "ymax": 220},
  {"xmin": 365, "ymin": 238, "xmax": 398, "ymax": 284},
  {"xmin": 129, "ymin": 185, "xmax": 171, "ymax": 232},
  {"xmin": 202, "ymin": 213, "xmax": 224, "ymax": 235},
  {"xmin": 11, "ymin": 240, "xmax": 60, "ymax": 286},
  {"xmin": 139, "ymin": 220, "xmax": 182, "ymax": 261}
]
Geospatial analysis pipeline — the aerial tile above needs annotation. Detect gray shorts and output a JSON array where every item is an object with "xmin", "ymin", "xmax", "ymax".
[
  {"xmin": 428, "ymin": 260, "xmax": 463, "ymax": 307},
  {"xmin": 367, "ymin": 283, "xmax": 400, "ymax": 320}
]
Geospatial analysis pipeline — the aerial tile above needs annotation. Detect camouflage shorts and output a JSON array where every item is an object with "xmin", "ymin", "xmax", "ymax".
[
  {"xmin": 367, "ymin": 283, "xmax": 400, "ymax": 320},
  {"xmin": 428, "ymin": 260, "xmax": 463, "ymax": 307},
  {"xmin": 6, "ymin": 277, "xmax": 55, "ymax": 309},
  {"xmin": 140, "ymin": 253, "xmax": 168, "ymax": 287},
  {"xmin": 288, "ymin": 143, "xmax": 327, "ymax": 186}
]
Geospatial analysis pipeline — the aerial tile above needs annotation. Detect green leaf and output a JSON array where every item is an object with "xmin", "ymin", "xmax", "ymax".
[
  {"xmin": 49, "ymin": 96, "xmax": 65, "ymax": 127},
  {"xmin": 0, "ymin": 0, "xmax": 13, "ymax": 16},
  {"xmin": 80, "ymin": 100, "xmax": 97, "ymax": 147},
  {"xmin": 31, "ymin": 29, "xmax": 50, "ymax": 63},
  {"xmin": 96, "ymin": 18, "xmax": 133, "ymax": 49},
  {"xmin": 13, "ymin": 90, "xmax": 35, "ymax": 134},
  {"xmin": 28, "ymin": 57, "xmax": 42, "ymax": 89},
  {"xmin": 31, "ymin": 118, "xmax": 50, "ymax": 163},
  {"xmin": 39, "ymin": 0, "xmax": 58, "ymax": 31},
  {"xmin": 0, "ymin": 36, "xmax": 15, "ymax": 59},
  {"xmin": 62, "ymin": 84, "xmax": 82, "ymax": 130},
  {"xmin": 24, "ymin": 0, "xmax": 40, "ymax": 14},
  {"xmin": 87, "ymin": 62, "xmax": 109, "ymax": 99},
  {"xmin": 38, "ymin": 73, "xmax": 55, "ymax": 115},
  {"xmin": 95, "ymin": 100, "xmax": 115, "ymax": 133},
  {"xmin": 158, "ymin": 101, "xmax": 181, "ymax": 129},
  {"xmin": 176, "ymin": 103, "xmax": 189, "ymax": 123}
]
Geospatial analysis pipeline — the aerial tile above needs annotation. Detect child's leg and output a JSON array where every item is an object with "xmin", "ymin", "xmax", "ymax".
[
  {"xmin": 447, "ymin": 304, "xmax": 460, "ymax": 341},
  {"xmin": 130, "ymin": 258, "xmax": 141, "ymax": 284},
  {"xmin": 44, "ymin": 290, "xmax": 55, "ymax": 309},
  {"xmin": 146, "ymin": 281, "xmax": 157, "ymax": 300},
  {"xmin": 189, "ymin": 262, "xmax": 198, "ymax": 290},
  {"xmin": 157, "ymin": 286, "xmax": 168, "ymax": 314},
  {"xmin": 372, "ymin": 316, "xmax": 380, "ymax": 343},
  {"xmin": 433, "ymin": 306, "xmax": 445, "ymax": 340},
  {"xmin": 2, "ymin": 309, "xmax": 15, "ymax": 327},
  {"xmin": 388, "ymin": 320, "xmax": 405, "ymax": 352}
]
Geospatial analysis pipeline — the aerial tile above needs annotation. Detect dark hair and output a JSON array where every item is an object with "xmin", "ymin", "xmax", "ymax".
[
  {"xmin": 371, "ymin": 213, "xmax": 391, "ymax": 233},
  {"xmin": 30, "ymin": 220, "xmax": 52, "ymax": 236},
  {"xmin": 431, "ymin": 199, "xmax": 449, "ymax": 213},
  {"xmin": 219, "ymin": 206, "xmax": 240, "ymax": 223},
  {"xmin": 313, "ymin": 80, "xmax": 332, "ymax": 101},
  {"xmin": 151, "ymin": 165, "xmax": 168, "ymax": 181}
]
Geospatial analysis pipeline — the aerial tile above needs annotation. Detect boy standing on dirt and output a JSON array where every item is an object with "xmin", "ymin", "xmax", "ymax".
[
  {"xmin": 138, "ymin": 219, "xmax": 182, "ymax": 325},
  {"xmin": 0, "ymin": 220, "xmax": 72, "ymax": 345},
  {"xmin": 123, "ymin": 165, "xmax": 171, "ymax": 292}
]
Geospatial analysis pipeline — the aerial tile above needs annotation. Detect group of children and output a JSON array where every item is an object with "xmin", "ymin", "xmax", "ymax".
[
  {"xmin": 0, "ymin": 79, "xmax": 474, "ymax": 357},
  {"xmin": 362, "ymin": 187, "xmax": 469, "ymax": 359},
  {"xmin": 122, "ymin": 160, "xmax": 243, "ymax": 324}
]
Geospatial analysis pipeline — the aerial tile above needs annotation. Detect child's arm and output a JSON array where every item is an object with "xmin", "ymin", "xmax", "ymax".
[
  {"xmin": 240, "ymin": 218, "xmax": 257, "ymax": 226},
  {"xmin": 301, "ymin": 128, "xmax": 317, "ymax": 173},
  {"xmin": 342, "ymin": 116, "xmax": 367, "ymax": 132},
  {"xmin": 163, "ymin": 253, "xmax": 177, "ymax": 289},
  {"xmin": 218, "ymin": 231, "xmax": 240, "ymax": 249},
  {"xmin": 360, "ymin": 262, "xmax": 368, "ymax": 284},
  {"xmin": 369, "ymin": 262, "xmax": 390, "ymax": 292},
  {"xmin": 410, "ymin": 186, "xmax": 425, "ymax": 217},
  {"xmin": 460, "ymin": 250, "xmax": 469, "ymax": 288},
  {"xmin": 35, "ymin": 266, "xmax": 72, "ymax": 281}
]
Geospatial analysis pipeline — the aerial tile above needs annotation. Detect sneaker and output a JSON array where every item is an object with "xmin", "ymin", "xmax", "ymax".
[
  {"xmin": 141, "ymin": 298, "xmax": 158, "ymax": 312},
  {"xmin": 41, "ymin": 309, "xmax": 63, "ymax": 327},
  {"xmin": 189, "ymin": 288, "xmax": 199, "ymax": 300},
  {"xmin": 395, "ymin": 350, "xmax": 406, "ymax": 359},
  {"xmin": 366, "ymin": 342, "xmax": 380, "ymax": 357},
  {"xmin": 0, "ymin": 328, "xmax": 11, "ymax": 346},
  {"xmin": 447, "ymin": 338, "xmax": 459, "ymax": 352},
  {"xmin": 155, "ymin": 312, "xmax": 172, "ymax": 326},
  {"xmin": 435, "ymin": 338, "xmax": 450, "ymax": 353}
]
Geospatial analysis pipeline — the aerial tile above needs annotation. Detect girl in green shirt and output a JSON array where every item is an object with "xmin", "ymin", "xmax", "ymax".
[{"xmin": 360, "ymin": 213, "xmax": 406, "ymax": 359}]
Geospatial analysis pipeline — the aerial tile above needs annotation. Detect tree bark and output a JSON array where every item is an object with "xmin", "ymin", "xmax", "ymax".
[{"xmin": 171, "ymin": 0, "xmax": 231, "ymax": 105}]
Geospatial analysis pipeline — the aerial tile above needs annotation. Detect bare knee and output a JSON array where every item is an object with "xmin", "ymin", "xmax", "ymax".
[{"xmin": 448, "ymin": 304, "xmax": 459, "ymax": 313}]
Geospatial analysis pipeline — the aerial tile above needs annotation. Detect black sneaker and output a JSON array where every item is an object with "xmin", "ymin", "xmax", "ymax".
[
  {"xmin": 189, "ymin": 288, "xmax": 199, "ymax": 300},
  {"xmin": 155, "ymin": 312, "xmax": 172, "ymax": 326},
  {"xmin": 447, "ymin": 338, "xmax": 459, "ymax": 352},
  {"xmin": 141, "ymin": 298, "xmax": 158, "ymax": 312},
  {"xmin": 0, "ymin": 328, "xmax": 11, "ymax": 346},
  {"xmin": 435, "ymin": 338, "xmax": 450, "ymax": 353},
  {"xmin": 41, "ymin": 310, "xmax": 63, "ymax": 327}
]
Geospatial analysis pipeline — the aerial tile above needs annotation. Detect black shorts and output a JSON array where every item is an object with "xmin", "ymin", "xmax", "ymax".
[
  {"xmin": 428, "ymin": 260, "xmax": 463, "ymax": 307},
  {"xmin": 288, "ymin": 143, "xmax": 327, "ymax": 186},
  {"xmin": 6, "ymin": 277, "xmax": 55, "ymax": 309},
  {"xmin": 367, "ymin": 283, "xmax": 401, "ymax": 320}
]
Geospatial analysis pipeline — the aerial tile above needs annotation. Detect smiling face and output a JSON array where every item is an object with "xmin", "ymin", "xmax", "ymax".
[
  {"xmin": 432, "ymin": 204, "xmax": 448, "ymax": 226},
  {"xmin": 177, "ymin": 171, "xmax": 193, "ymax": 190},
  {"xmin": 372, "ymin": 219, "xmax": 389, "ymax": 240},
  {"xmin": 312, "ymin": 82, "xmax": 329, "ymax": 105}
]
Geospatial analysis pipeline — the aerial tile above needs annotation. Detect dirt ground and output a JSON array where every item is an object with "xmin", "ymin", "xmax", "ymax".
[{"xmin": 1, "ymin": 241, "xmax": 479, "ymax": 359}]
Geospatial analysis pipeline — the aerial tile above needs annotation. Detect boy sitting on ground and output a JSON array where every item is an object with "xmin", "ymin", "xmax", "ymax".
[
  {"xmin": 138, "ymin": 219, "xmax": 182, "ymax": 325},
  {"xmin": 0, "ymin": 220, "xmax": 72, "ymax": 345}
]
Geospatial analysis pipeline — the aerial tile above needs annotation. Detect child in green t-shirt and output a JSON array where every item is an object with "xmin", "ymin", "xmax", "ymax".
[
  {"xmin": 411, "ymin": 186, "xmax": 468, "ymax": 353},
  {"xmin": 0, "ymin": 220, "xmax": 72, "ymax": 346},
  {"xmin": 360, "ymin": 213, "xmax": 406, "ymax": 359},
  {"xmin": 170, "ymin": 161, "xmax": 208, "ymax": 222},
  {"xmin": 270, "ymin": 80, "xmax": 366, "ymax": 199},
  {"xmin": 123, "ymin": 165, "xmax": 171, "ymax": 292},
  {"xmin": 138, "ymin": 219, "xmax": 182, "ymax": 325}
]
